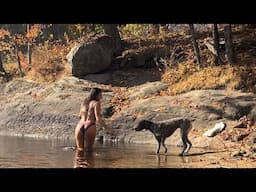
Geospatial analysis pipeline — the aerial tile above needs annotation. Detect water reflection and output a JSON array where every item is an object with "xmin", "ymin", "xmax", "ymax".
[
  {"xmin": 74, "ymin": 150, "xmax": 96, "ymax": 168},
  {"xmin": 0, "ymin": 135, "xmax": 217, "ymax": 168},
  {"xmin": 156, "ymin": 154, "xmax": 167, "ymax": 166}
]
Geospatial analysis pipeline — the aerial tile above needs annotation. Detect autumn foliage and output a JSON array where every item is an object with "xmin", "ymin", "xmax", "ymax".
[
  {"xmin": 161, "ymin": 61, "xmax": 256, "ymax": 95},
  {"xmin": 26, "ymin": 43, "xmax": 71, "ymax": 82},
  {"xmin": 0, "ymin": 24, "xmax": 256, "ymax": 96}
]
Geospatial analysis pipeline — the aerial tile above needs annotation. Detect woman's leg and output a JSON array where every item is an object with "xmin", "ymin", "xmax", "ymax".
[
  {"xmin": 84, "ymin": 125, "xmax": 96, "ymax": 151},
  {"xmin": 75, "ymin": 120, "xmax": 85, "ymax": 151}
]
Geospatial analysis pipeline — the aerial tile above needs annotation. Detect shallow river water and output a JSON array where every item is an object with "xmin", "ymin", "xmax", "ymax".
[{"xmin": 0, "ymin": 135, "xmax": 251, "ymax": 168}]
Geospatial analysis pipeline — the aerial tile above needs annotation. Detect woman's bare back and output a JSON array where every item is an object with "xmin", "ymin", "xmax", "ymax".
[{"xmin": 86, "ymin": 101, "xmax": 97, "ymax": 122}]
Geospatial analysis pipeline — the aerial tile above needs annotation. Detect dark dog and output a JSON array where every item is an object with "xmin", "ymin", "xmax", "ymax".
[{"xmin": 134, "ymin": 117, "xmax": 193, "ymax": 156}]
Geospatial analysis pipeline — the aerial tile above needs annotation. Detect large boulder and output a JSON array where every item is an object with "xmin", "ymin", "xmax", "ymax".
[{"xmin": 67, "ymin": 35, "xmax": 114, "ymax": 77}]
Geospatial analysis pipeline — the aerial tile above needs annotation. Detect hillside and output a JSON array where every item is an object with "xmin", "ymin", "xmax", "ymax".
[{"xmin": 0, "ymin": 24, "xmax": 256, "ymax": 166}]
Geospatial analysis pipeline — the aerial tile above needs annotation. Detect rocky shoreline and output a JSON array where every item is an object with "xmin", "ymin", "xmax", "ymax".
[{"xmin": 0, "ymin": 72, "xmax": 256, "ymax": 153}]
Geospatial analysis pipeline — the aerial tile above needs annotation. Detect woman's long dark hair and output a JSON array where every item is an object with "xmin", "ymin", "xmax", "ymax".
[{"xmin": 84, "ymin": 87, "xmax": 102, "ymax": 107}]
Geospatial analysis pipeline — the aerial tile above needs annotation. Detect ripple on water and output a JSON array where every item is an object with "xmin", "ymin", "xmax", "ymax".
[{"xmin": 0, "ymin": 135, "xmax": 247, "ymax": 168}]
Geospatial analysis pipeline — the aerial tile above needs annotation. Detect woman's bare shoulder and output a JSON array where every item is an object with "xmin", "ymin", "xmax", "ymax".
[{"xmin": 89, "ymin": 100, "xmax": 99, "ymax": 107}]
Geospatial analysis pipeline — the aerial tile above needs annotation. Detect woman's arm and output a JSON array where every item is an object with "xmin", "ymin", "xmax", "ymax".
[
  {"xmin": 94, "ymin": 101, "xmax": 110, "ymax": 131},
  {"xmin": 79, "ymin": 103, "xmax": 87, "ymax": 121}
]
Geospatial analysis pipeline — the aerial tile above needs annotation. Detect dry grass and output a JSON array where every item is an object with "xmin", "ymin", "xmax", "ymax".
[
  {"xmin": 3, "ymin": 25, "xmax": 256, "ymax": 95},
  {"xmin": 162, "ymin": 61, "xmax": 256, "ymax": 95},
  {"xmin": 25, "ymin": 43, "xmax": 71, "ymax": 82},
  {"xmin": 5, "ymin": 62, "xmax": 21, "ymax": 77},
  {"xmin": 3, "ymin": 42, "xmax": 72, "ymax": 82}
]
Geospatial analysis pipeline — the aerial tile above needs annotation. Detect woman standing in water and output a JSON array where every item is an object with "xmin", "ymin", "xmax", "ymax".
[{"xmin": 75, "ymin": 88, "xmax": 111, "ymax": 154}]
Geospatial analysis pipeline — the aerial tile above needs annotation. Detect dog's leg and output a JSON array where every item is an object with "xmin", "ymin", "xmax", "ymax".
[
  {"xmin": 162, "ymin": 137, "xmax": 168, "ymax": 153},
  {"xmin": 184, "ymin": 124, "xmax": 192, "ymax": 154},
  {"xmin": 184, "ymin": 136, "xmax": 192, "ymax": 154},
  {"xmin": 155, "ymin": 136, "xmax": 161, "ymax": 154},
  {"xmin": 157, "ymin": 142, "xmax": 161, "ymax": 154},
  {"xmin": 179, "ymin": 129, "xmax": 188, "ymax": 156}
]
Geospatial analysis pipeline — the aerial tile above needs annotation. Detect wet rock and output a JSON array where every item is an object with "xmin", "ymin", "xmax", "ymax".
[
  {"xmin": 95, "ymin": 130, "xmax": 104, "ymax": 142},
  {"xmin": 62, "ymin": 146, "xmax": 76, "ymax": 151}
]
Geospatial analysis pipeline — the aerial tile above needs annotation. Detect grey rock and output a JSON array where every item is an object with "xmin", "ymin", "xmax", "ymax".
[{"xmin": 67, "ymin": 35, "xmax": 114, "ymax": 77}]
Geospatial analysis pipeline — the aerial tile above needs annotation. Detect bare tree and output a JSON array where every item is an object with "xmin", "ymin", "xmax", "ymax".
[
  {"xmin": 189, "ymin": 24, "xmax": 201, "ymax": 66},
  {"xmin": 0, "ymin": 53, "xmax": 11, "ymax": 81},
  {"xmin": 212, "ymin": 24, "xmax": 221, "ymax": 65},
  {"xmin": 150, "ymin": 24, "xmax": 160, "ymax": 34},
  {"xmin": 15, "ymin": 45, "xmax": 24, "ymax": 77},
  {"xmin": 0, "ymin": 53, "xmax": 5, "ymax": 74},
  {"xmin": 224, "ymin": 24, "xmax": 236, "ymax": 65},
  {"xmin": 103, "ymin": 24, "xmax": 122, "ymax": 55},
  {"xmin": 27, "ymin": 24, "xmax": 32, "ymax": 69}
]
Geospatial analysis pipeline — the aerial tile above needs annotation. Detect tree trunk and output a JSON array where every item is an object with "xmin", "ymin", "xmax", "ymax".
[
  {"xmin": 160, "ymin": 24, "xmax": 168, "ymax": 33},
  {"xmin": 0, "ymin": 53, "xmax": 11, "ymax": 81},
  {"xmin": 212, "ymin": 24, "xmax": 221, "ymax": 65},
  {"xmin": 27, "ymin": 24, "xmax": 32, "ymax": 69},
  {"xmin": 51, "ymin": 24, "xmax": 67, "ymax": 41},
  {"xmin": 189, "ymin": 24, "xmax": 201, "ymax": 66},
  {"xmin": 87, "ymin": 24, "xmax": 95, "ymax": 33},
  {"xmin": 15, "ymin": 46, "xmax": 24, "ymax": 77},
  {"xmin": 0, "ymin": 53, "xmax": 5, "ymax": 73},
  {"xmin": 224, "ymin": 24, "xmax": 236, "ymax": 65},
  {"xmin": 103, "ymin": 24, "xmax": 122, "ymax": 56}
]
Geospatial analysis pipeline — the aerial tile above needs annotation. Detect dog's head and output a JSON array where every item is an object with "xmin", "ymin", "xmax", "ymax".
[{"xmin": 133, "ymin": 119, "xmax": 152, "ymax": 131}]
